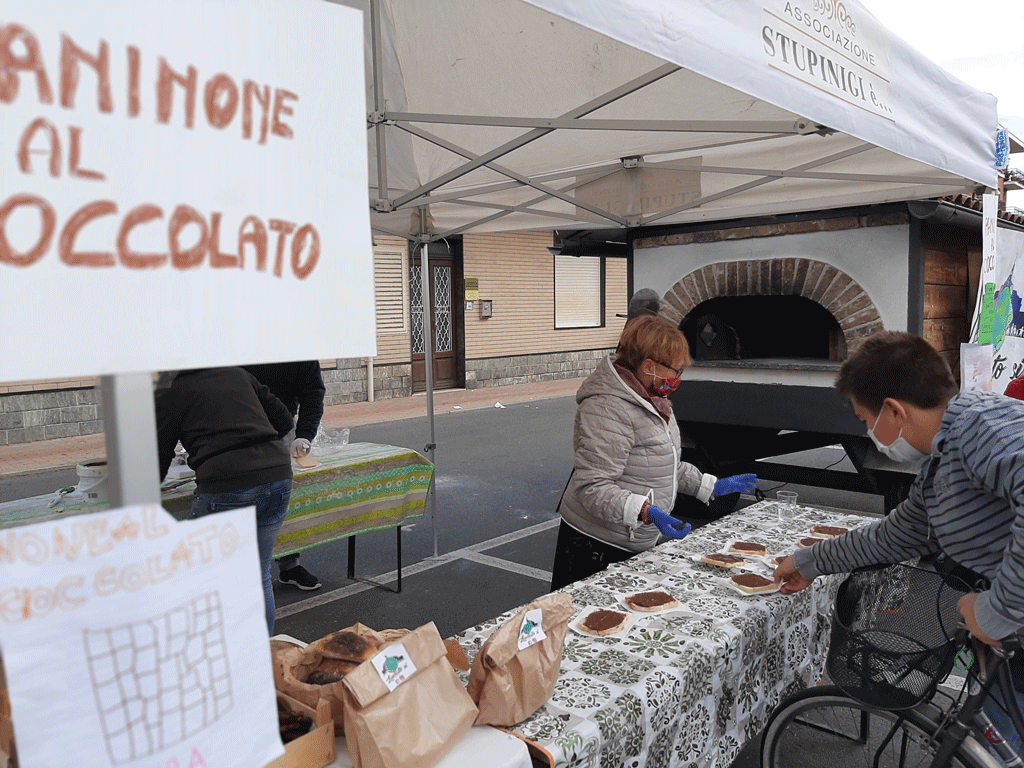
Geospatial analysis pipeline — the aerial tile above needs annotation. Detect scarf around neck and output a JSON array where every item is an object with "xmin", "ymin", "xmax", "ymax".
[{"xmin": 614, "ymin": 362, "xmax": 673, "ymax": 423}]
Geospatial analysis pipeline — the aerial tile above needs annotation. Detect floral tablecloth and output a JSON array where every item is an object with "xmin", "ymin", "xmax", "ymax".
[{"xmin": 454, "ymin": 501, "xmax": 873, "ymax": 768}]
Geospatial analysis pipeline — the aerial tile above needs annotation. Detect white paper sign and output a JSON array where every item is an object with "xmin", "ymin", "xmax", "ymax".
[
  {"xmin": 372, "ymin": 642, "xmax": 417, "ymax": 693},
  {"xmin": 517, "ymin": 608, "xmax": 546, "ymax": 651},
  {"xmin": 0, "ymin": 0, "xmax": 375, "ymax": 382},
  {"xmin": 0, "ymin": 505, "xmax": 283, "ymax": 767}
]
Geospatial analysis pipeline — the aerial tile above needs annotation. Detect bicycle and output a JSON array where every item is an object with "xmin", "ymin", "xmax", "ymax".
[{"xmin": 760, "ymin": 562, "xmax": 1024, "ymax": 768}]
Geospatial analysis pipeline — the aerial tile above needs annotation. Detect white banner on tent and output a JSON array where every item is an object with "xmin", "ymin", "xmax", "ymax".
[
  {"xmin": 761, "ymin": 0, "xmax": 893, "ymax": 121},
  {"xmin": 0, "ymin": 505, "xmax": 282, "ymax": 767},
  {"xmin": 0, "ymin": 0, "xmax": 375, "ymax": 382}
]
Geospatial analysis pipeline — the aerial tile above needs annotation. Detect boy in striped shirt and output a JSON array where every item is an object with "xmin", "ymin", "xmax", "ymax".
[{"xmin": 775, "ymin": 331, "xmax": 1024, "ymax": 750}]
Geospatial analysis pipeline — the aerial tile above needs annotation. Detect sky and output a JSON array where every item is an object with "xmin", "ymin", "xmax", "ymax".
[{"xmin": 859, "ymin": 0, "xmax": 1024, "ymax": 208}]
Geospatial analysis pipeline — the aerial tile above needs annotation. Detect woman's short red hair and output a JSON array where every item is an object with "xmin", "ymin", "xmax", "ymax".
[{"xmin": 616, "ymin": 315, "xmax": 690, "ymax": 372}]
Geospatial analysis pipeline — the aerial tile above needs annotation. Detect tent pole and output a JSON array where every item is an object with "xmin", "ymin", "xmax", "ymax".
[
  {"xmin": 100, "ymin": 372, "xmax": 161, "ymax": 507},
  {"xmin": 420, "ymin": 235, "xmax": 438, "ymax": 558},
  {"xmin": 369, "ymin": 0, "xmax": 388, "ymax": 203}
]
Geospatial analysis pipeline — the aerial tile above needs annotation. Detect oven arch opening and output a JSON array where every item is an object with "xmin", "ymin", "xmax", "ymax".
[
  {"xmin": 681, "ymin": 295, "xmax": 846, "ymax": 362},
  {"xmin": 659, "ymin": 258, "xmax": 884, "ymax": 361}
]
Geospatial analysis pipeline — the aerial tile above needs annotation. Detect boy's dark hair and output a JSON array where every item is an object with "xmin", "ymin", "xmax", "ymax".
[{"xmin": 835, "ymin": 331, "xmax": 957, "ymax": 411}]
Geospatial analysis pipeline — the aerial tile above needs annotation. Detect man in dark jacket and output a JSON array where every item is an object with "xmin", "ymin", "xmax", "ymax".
[
  {"xmin": 156, "ymin": 367, "xmax": 294, "ymax": 633},
  {"xmin": 244, "ymin": 360, "xmax": 326, "ymax": 590}
]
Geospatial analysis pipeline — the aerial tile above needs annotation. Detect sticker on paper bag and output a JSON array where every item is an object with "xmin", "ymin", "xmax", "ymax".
[
  {"xmin": 374, "ymin": 643, "xmax": 417, "ymax": 691},
  {"xmin": 518, "ymin": 608, "xmax": 547, "ymax": 650}
]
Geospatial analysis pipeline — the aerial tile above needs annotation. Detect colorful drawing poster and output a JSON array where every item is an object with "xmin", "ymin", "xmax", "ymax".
[{"xmin": 0, "ymin": 505, "xmax": 282, "ymax": 767}]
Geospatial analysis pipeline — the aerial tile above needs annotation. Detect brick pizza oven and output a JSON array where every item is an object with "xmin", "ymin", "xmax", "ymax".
[{"xmin": 628, "ymin": 202, "xmax": 996, "ymax": 523}]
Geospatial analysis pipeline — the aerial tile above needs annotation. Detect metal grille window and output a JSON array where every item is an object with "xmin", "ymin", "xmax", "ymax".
[
  {"xmin": 410, "ymin": 264, "xmax": 452, "ymax": 353},
  {"xmin": 410, "ymin": 264, "xmax": 425, "ymax": 354},
  {"xmin": 554, "ymin": 255, "xmax": 603, "ymax": 328},
  {"xmin": 434, "ymin": 266, "xmax": 452, "ymax": 352}
]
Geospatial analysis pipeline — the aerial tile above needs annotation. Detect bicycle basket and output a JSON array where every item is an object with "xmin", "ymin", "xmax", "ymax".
[{"xmin": 826, "ymin": 562, "xmax": 969, "ymax": 710}]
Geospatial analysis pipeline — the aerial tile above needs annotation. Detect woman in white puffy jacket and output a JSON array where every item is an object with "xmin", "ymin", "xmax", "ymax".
[{"xmin": 550, "ymin": 315, "xmax": 756, "ymax": 590}]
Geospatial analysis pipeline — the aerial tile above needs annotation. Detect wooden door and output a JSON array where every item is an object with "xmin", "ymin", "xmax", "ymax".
[{"xmin": 411, "ymin": 251, "xmax": 458, "ymax": 392}]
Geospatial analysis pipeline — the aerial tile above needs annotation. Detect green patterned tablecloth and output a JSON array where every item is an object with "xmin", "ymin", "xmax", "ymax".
[
  {"xmin": 0, "ymin": 443, "xmax": 433, "ymax": 558},
  {"xmin": 453, "ymin": 502, "xmax": 872, "ymax": 768}
]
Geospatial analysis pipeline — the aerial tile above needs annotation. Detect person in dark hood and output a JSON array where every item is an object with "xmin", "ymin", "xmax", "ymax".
[
  {"xmin": 243, "ymin": 361, "xmax": 326, "ymax": 591},
  {"xmin": 156, "ymin": 367, "xmax": 294, "ymax": 633}
]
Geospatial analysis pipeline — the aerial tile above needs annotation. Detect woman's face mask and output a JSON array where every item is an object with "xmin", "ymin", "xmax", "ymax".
[
  {"xmin": 867, "ymin": 408, "xmax": 928, "ymax": 465},
  {"xmin": 646, "ymin": 363, "xmax": 682, "ymax": 397},
  {"xmin": 649, "ymin": 375, "xmax": 681, "ymax": 397}
]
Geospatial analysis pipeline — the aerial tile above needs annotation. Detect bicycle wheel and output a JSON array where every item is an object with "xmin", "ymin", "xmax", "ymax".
[{"xmin": 761, "ymin": 686, "xmax": 999, "ymax": 768}]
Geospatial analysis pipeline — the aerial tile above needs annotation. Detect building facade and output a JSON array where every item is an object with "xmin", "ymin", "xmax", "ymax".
[{"xmin": 0, "ymin": 231, "xmax": 628, "ymax": 444}]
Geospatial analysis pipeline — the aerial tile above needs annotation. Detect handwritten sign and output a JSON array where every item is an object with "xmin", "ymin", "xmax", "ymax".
[
  {"xmin": 0, "ymin": 0, "xmax": 375, "ymax": 382},
  {"xmin": 0, "ymin": 505, "xmax": 283, "ymax": 767}
]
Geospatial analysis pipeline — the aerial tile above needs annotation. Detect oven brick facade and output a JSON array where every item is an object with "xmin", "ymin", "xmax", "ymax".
[
  {"xmin": 636, "ymin": 213, "xmax": 900, "ymax": 357},
  {"xmin": 658, "ymin": 257, "xmax": 883, "ymax": 355}
]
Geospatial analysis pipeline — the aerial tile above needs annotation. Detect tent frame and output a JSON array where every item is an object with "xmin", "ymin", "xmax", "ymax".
[{"xmin": 362, "ymin": 0, "xmax": 990, "ymax": 558}]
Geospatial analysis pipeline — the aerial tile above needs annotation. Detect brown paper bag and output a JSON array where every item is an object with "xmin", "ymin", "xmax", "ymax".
[
  {"xmin": 466, "ymin": 592, "xmax": 573, "ymax": 726},
  {"xmin": 277, "ymin": 623, "xmax": 398, "ymax": 730},
  {"xmin": 341, "ymin": 621, "xmax": 478, "ymax": 768}
]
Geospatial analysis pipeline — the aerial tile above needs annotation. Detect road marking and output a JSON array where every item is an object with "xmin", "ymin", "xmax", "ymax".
[
  {"xmin": 275, "ymin": 517, "xmax": 560, "ymax": 620},
  {"xmin": 459, "ymin": 551, "xmax": 552, "ymax": 582}
]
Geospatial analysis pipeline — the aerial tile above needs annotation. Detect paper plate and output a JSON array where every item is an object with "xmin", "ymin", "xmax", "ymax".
[{"xmin": 569, "ymin": 605, "xmax": 633, "ymax": 638}]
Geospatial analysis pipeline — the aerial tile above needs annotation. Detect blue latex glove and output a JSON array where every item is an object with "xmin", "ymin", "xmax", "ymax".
[
  {"xmin": 714, "ymin": 473, "xmax": 758, "ymax": 496},
  {"xmin": 645, "ymin": 505, "xmax": 691, "ymax": 540}
]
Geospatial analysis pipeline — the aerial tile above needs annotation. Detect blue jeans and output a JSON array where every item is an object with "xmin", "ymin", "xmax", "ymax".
[
  {"xmin": 191, "ymin": 479, "xmax": 292, "ymax": 634},
  {"xmin": 983, "ymin": 681, "xmax": 1024, "ymax": 765}
]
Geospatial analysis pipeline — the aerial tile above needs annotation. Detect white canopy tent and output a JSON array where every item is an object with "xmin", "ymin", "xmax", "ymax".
[
  {"xmin": 331, "ymin": 0, "xmax": 998, "ymax": 555},
  {"xmin": 347, "ymin": 0, "xmax": 996, "ymax": 238}
]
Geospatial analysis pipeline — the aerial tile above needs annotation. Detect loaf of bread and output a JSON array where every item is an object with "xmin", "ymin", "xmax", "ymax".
[
  {"xmin": 580, "ymin": 609, "xmax": 628, "ymax": 636},
  {"xmin": 730, "ymin": 573, "xmax": 777, "ymax": 594},
  {"xmin": 319, "ymin": 630, "xmax": 378, "ymax": 663},
  {"xmin": 304, "ymin": 657, "xmax": 361, "ymax": 686},
  {"xmin": 624, "ymin": 590, "xmax": 679, "ymax": 612},
  {"xmin": 277, "ymin": 696, "xmax": 314, "ymax": 743},
  {"xmin": 700, "ymin": 553, "xmax": 746, "ymax": 568}
]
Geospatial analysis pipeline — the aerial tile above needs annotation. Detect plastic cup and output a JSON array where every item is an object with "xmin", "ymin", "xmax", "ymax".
[{"xmin": 777, "ymin": 491, "xmax": 798, "ymax": 516}]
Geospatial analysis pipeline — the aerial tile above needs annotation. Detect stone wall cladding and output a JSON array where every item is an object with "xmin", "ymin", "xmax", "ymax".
[
  {"xmin": 659, "ymin": 256, "xmax": 884, "ymax": 356},
  {"xmin": 1, "ymin": 352, "xmax": 600, "ymax": 444},
  {"xmin": 0, "ymin": 388, "xmax": 104, "ymax": 446},
  {"xmin": 322, "ymin": 360, "xmax": 413, "ymax": 405},
  {"xmin": 466, "ymin": 348, "xmax": 612, "ymax": 389}
]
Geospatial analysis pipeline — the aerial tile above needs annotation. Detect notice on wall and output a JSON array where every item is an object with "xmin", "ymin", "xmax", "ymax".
[
  {"xmin": 0, "ymin": 0, "xmax": 375, "ymax": 382},
  {"xmin": 0, "ymin": 505, "xmax": 282, "ymax": 767}
]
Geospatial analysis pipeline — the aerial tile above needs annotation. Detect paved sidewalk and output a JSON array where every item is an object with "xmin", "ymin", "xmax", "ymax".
[{"xmin": 0, "ymin": 377, "xmax": 585, "ymax": 478}]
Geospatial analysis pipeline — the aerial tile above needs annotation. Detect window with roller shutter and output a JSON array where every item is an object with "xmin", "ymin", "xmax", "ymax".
[
  {"xmin": 554, "ymin": 255, "xmax": 604, "ymax": 329},
  {"xmin": 374, "ymin": 247, "xmax": 409, "ymax": 335}
]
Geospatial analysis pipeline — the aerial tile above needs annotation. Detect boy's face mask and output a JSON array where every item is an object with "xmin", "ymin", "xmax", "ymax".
[{"xmin": 867, "ymin": 408, "xmax": 928, "ymax": 465}]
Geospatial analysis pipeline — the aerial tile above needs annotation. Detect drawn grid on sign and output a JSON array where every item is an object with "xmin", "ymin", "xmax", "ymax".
[{"xmin": 83, "ymin": 592, "xmax": 233, "ymax": 765}]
